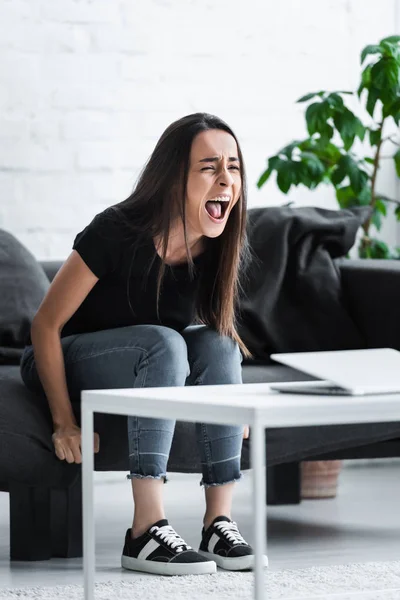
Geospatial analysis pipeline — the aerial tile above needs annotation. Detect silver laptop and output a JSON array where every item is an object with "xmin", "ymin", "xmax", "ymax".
[{"xmin": 269, "ymin": 348, "xmax": 400, "ymax": 396}]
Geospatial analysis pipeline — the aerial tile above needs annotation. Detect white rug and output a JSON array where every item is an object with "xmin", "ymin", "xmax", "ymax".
[{"xmin": 1, "ymin": 562, "xmax": 400, "ymax": 600}]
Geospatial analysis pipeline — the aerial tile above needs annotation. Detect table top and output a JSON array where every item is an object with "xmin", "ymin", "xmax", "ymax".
[{"xmin": 81, "ymin": 382, "xmax": 400, "ymax": 428}]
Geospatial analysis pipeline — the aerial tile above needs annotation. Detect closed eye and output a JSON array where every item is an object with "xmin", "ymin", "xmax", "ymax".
[{"xmin": 201, "ymin": 166, "xmax": 240, "ymax": 171}]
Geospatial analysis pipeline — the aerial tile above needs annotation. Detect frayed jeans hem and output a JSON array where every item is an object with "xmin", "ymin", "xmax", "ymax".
[
  {"xmin": 199, "ymin": 473, "xmax": 242, "ymax": 488},
  {"xmin": 126, "ymin": 473, "xmax": 168, "ymax": 484}
]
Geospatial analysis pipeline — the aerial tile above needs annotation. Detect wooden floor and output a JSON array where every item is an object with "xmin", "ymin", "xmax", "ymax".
[{"xmin": 0, "ymin": 461, "xmax": 399, "ymax": 589}]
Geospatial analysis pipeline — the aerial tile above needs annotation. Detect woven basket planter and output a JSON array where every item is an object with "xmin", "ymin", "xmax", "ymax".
[{"xmin": 300, "ymin": 460, "xmax": 343, "ymax": 499}]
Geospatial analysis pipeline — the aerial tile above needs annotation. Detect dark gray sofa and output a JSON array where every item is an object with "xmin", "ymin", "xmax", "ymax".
[{"xmin": 1, "ymin": 257, "xmax": 400, "ymax": 561}]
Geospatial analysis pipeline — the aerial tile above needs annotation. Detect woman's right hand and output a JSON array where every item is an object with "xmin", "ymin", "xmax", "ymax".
[{"xmin": 52, "ymin": 424, "xmax": 100, "ymax": 464}]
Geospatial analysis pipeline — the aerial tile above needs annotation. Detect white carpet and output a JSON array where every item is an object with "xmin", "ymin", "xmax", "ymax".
[{"xmin": 1, "ymin": 561, "xmax": 400, "ymax": 600}]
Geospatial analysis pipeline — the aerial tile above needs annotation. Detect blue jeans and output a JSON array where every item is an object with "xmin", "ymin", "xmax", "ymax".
[{"xmin": 20, "ymin": 324, "xmax": 244, "ymax": 488}]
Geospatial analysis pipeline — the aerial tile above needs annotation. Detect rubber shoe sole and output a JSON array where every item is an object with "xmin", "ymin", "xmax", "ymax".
[
  {"xmin": 198, "ymin": 550, "xmax": 269, "ymax": 571},
  {"xmin": 121, "ymin": 554, "xmax": 217, "ymax": 576}
]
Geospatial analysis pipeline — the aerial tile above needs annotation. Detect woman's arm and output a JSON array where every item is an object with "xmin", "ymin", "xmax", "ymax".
[{"xmin": 30, "ymin": 250, "xmax": 99, "ymax": 462}]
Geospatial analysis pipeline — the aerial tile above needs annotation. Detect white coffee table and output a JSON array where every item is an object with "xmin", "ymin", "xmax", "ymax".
[{"xmin": 81, "ymin": 382, "xmax": 400, "ymax": 600}]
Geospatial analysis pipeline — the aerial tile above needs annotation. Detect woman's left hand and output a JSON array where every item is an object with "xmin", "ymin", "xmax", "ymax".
[{"xmin": 243, "ymin": 425, "xmax": 250, "ymax": 439}]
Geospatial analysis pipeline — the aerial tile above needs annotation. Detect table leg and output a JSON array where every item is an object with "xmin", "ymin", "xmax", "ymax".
[
  {"xmin": 251, "ymin": 416, "xmax": 267, "ymax": 600},
  {"xmin": 82, "ymin": 406, "xmax": 95, "ymax": 600}
]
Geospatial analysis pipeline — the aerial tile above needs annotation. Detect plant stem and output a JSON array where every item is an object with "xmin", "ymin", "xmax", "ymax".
[
  {"xmin": 382, "ymin": 135, "xmax": 400, "ymax": 147},
  {"xmin": 375, "ymin": 197, "xmax": 400, "ymax": 206}
]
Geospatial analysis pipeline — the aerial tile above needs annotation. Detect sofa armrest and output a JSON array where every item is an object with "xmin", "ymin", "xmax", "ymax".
[{"xmin": 339, "ymin": 259, "xmax": 400, "ymax": 350}]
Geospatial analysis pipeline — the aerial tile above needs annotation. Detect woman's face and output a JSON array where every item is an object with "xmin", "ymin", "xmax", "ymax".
[{"xmin": 185, "ymin": 129, "xmax": 242, "ymax": 239}]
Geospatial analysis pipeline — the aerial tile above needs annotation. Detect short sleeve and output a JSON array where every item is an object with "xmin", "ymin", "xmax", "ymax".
[{"xmin": 72, "ymin": 208, "xmax": 123, "ymax": 278}]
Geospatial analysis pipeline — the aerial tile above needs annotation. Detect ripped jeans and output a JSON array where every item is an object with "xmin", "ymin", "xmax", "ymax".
[{"xmin": 20, "ymin": 324, "xmax": 244, "ymax": 488}]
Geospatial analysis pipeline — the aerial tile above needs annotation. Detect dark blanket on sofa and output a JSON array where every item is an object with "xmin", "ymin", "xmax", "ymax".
[{"xmin": 237, "ymin": 205, "xmax": 370, "ymax": 362}]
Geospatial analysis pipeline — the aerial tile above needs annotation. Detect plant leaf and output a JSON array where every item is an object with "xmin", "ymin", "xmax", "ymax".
[
  {"xmin": 292, "ymin": 161, "xmax": 313, "ymax": 188},
  {"xmin": 278, "ymin": 141, "xmax": 302, "ymax": 159},
  {"xmin": 358, "ymin": 64, "xmax": 373, "ymax": 97},
  {"xmin": 297, "ymin": 92, "xmax": 322, "ymax": 103},
  {"xmin": 370, "ymin": 57, "xmax": 400, "ymax": 90},
  {"xmin": 380, "ymin": 86, "xmax": 399, "ymax": 109},
  {"xmin": 305, "ymin": 101, "xmax": 331, "ymax": 136},
  {"xmin": 267, "ymin": 156, "xmax": 285, "ymax": 171},
  {"xmin": 318, "ymin": 124, "xmax": 334, "ymax": 145},
  {"xmin": 357, "ymin": 186, "xmax": 372, "ymax": 205},
  {"xmin": 305, "ymin": 103, "xmax": 320, "ymax": 135},
  {"xmin": 380, "ymin": 41, "xmax": 400, "ymax": 60},
  {"xmin": 333, "ymin": 108, "xmax": 361, "ymax": 150},
  {"xmin": 359, "ymin": 238, "xmax": 391, "ymax": 259},
  {"xmin": 366, "ymin": 87, "xmax": 380, "ymax": 117},
  {"xmin": 369, "ymin": 128, "xmax": 381, "ymax": 146},
  {"xmin": 336, "ymin": 186, "xmax": 356, "ymax": 209},
  {"xmin": 257, "ymin": 168, "xmax": 272, "ymax": 188},
  {"xmin": 375, "ymin": 195, "xmax": 400, "ymax": 209},
  {"xmin": 315, "ymin": 141, "xmax": 342, "ymax": 164},
  {"xmin": 349, "ymin": 168, "xmax": 369, "ymax": 194},
  {"xmin": 337, "ymin": 155, "xmax": 370, "ymax": 194},
  {"xmin": 360, "ymin": 44, "xmax": 381, "ymax": 64},
  {"xmin": 355, "ymin": 118, "xmax": 366, "ymax": 141},
  {"xmin": 382, "ymin": 98, "xmax": 400, "ymax": 124},
  {"xmin": 366, "ymin": 238, "xmax": 391, "ymax": 259},
  {"xmin": 395, "ymin": 205, "xmax": 400, "ymax": 221},
  {"xmin": 375, "ymin": 198, "xmax": 387, "ymax": 215},
  {"xmin": 331, "ymin": 155, "xmax": 348, "ymax": 186},
  {"xmin": 336, "ymin": 185, "xmax": 371, "ymax": 208},
  {"xmin": 380, "ymin": 35, "xmax": 400, "ymax": 44},
  {"xmin": 299, "ymin": 153, "xmax": 326, "ymax": 186},
  {"xmin": 257, "ymin": 155, "xmax": 282, "ymax": 188},
  {"xmin": 394, "ymin": 149, "xmax": 400, "ymax": 177},
  {"xmin": 384, "ymin": 98, "xmax": 400, "ymax": 125},
  {"xmin": 371, "ymin": 210, "xmax": 382, "ymax": 230},
  {"xmin": 326, "ymin": 93, "xmax": 345, "ymax": 110},
  {"xmin": 276, "ymin": 161, "xmax": 294, "ymax": 194}
]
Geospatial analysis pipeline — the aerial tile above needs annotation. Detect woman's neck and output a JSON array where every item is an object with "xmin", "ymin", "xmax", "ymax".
[{"xmin": 153, "ymin": 228, "xmax": 206, "ymax": 266}]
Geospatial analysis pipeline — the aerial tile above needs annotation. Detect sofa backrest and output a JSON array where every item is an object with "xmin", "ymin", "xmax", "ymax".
[{"xmin": 40, "ymin": 261, "xmax": 62, "ymax": 282}]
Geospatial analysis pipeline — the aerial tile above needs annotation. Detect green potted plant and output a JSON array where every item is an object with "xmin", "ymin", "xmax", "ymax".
[
  {"xmin": 258, "ymin": 36, "xmax": 400, "ymax": 499},
  {"xmin": 257, "ymin": 35, "xmax": 400, "ymax": 259}
]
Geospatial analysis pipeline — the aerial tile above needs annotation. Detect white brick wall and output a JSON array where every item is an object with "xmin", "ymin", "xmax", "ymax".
[{"xmin": 0, "ymin": 0, "xmax": 398, "ymax": 259}]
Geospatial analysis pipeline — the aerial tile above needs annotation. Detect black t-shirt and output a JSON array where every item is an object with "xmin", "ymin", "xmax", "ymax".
[{"xmin": 30, "ymin": 209, "xmax": 207, "ymax": 344}]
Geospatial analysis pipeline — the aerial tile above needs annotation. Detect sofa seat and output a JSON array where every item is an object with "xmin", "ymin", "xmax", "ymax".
[{"xmin": 2, "ymin": 364, "xmax": 400, "ymax": 492}]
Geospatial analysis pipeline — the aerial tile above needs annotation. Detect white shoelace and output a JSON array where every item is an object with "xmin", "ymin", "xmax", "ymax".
[
  {"xmin": 215, "ymin": 520, "xmax": 247, "ymax": 545},
  {"xmin": 151, "ymin": 525, "xmax": 192, "ymax": 552}
]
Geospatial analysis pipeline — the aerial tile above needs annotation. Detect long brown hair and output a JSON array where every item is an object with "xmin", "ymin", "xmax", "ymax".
[{"xmin": 111, "ymin": 112, "xmax": 253, "ymax": 359}]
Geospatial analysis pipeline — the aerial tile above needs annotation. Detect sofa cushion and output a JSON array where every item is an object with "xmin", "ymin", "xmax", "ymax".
[
  {"xmin": 2, "ymin": 363, "xmax": 400, "ymax": 487},
  {"xmin": 241, "ymin": 363, "xmax": 316, "ymax": 384},
  {"xmin": 0, "ymin": 230, "xmax": 49, "ymax": 365}
]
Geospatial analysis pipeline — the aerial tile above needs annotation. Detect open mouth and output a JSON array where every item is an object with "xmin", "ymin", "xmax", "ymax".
[{"xmin": 204, "ymin": 199, "xmax": 230, "ymax": 222}]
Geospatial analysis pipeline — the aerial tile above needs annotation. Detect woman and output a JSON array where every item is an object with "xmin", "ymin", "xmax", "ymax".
[{"xmin": 20, "ymin": 112, "xmax": 263, "ymax": 577}]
